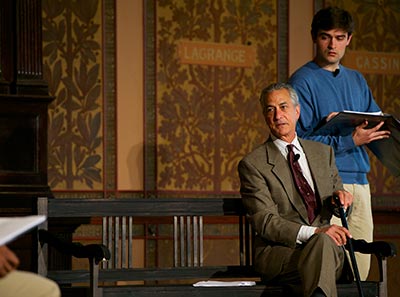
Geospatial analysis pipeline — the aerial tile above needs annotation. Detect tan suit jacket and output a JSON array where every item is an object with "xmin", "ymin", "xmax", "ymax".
[{"xmin": 238, "ymin": 137, "xmax": 344, "ymax": 279}]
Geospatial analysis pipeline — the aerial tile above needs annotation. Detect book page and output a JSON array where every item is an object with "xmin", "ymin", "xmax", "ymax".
[
  {"xmin": 342, "ymin": 110, "xmax": 383, "ymax": 116},
  {"xmin": 193, "ymin": 280, "xmax": 256, "ymax": 287},
  {"xmin": 0, "ymin": 215, "xmax": 46, "ymax": 246}
]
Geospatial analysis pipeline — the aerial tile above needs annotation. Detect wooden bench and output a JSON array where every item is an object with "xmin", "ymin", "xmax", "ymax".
[{"xmin": 37, "ymin": 197, "xmax": 396, "ymax": 297}]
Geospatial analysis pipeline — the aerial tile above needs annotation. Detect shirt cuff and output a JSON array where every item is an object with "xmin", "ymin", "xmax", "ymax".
[{"xmin": 296, "ymin": 225, "xmax": 318, "ymax": 244}]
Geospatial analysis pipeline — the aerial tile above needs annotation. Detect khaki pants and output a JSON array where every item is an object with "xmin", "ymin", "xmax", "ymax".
[
  {"xmin": 330, "ymin": 183, "xmax": 373, "ymax": 281},
  {"xmin": 0, "ymin": 270, "xmax": 60, "ymax": 297}
]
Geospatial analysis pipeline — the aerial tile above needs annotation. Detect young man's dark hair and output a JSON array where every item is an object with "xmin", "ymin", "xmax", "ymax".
[{"xmin": 311, "ymin": 6, "xmax": 354, "ymax": 40}]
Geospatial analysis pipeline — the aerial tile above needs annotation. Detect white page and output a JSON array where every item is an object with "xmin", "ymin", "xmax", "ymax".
[
  {"xmin": 193, "ymin": 280, "xmax": 256, "ymax": 287},
  {"xmin": 342, "ymin": 110, "xmax": 383, "ymax": 116},
  {"xmin": 0, "ymin": 215, "xmax": 46, "ymax": 246}
]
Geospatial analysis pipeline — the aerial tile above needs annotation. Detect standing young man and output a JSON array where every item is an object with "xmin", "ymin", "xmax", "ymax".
[{"xmin": 288, "ymin": 6, "xmax": 390, "ymax": 280}]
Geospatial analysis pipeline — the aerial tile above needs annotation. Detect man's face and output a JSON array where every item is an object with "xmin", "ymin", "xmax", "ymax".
[
  {"xmin": 263, "ymin": 89, "xmax": 300, "ymax": 143},
  {"xmin": 314, "ymin": 28, "xmax": 352, "ymax": 70}
]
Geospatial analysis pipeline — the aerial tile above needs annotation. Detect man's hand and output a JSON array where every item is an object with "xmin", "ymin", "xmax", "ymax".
[
  {"xmin": 0, "ymin": 245, "xmax": 19, "ymax": 278},
  {"xmin": 332, "ymin": 189, "xmax": 353, "ymax": 210},
  {"xmin": 326, "ymin": 111, "xmax": 339, "ymax": 121},
  {"xmin": 315, "ymin": 224, "xmax": 352, "ymax": 246},
  {"xmin": 315, "ymin": 190, "xmax": 353, "ymax": 246},
  {"xmin": 352, "ymin": 120, "xmax": 390, "ymax": 146}
]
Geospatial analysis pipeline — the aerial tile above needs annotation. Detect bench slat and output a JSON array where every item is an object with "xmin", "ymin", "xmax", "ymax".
[
  {"xmin": 48, "ymin": 265, "xmax": 258, "ymax": 284},
  {"xmin": 46, "ymin": 198, "xmax": 244, "ymax": 217},
  {"xmin": 100, "ymin": 283, "xmax": 378, "ymax": 297}
]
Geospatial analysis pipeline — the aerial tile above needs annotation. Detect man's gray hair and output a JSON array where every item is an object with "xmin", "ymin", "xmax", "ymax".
[{"xmin": 259, "ymin": 82, "xmax": 299, "ymax": 111}]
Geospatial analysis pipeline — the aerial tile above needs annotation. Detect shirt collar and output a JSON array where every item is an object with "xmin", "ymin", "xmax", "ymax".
[{"xmin": 271, "ymin": 135, "xmax": 302, "ymax": 157}]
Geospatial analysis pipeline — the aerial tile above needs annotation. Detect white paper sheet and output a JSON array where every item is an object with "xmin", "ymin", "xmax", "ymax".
[
  {"xmin": 193, "ymin": 280, "xmax": 256, "ymax": 287},
  {"xmin": 0, "ymin": 215, "xmax": 46, "ymax": 246}
]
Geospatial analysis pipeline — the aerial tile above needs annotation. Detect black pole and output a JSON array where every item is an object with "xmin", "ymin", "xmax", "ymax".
[{"xmin": 334, "ymin": 195, "xmax": 364, "ymax": 297}]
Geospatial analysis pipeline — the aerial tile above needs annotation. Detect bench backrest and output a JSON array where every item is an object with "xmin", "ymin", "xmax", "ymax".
[
  {"xmin": 38, "ymin": 197, "xmax": 255, "ymax": 282},
  {"xmin": 102, "ymin": 215, "xmax": 206, "ymax": 269}
]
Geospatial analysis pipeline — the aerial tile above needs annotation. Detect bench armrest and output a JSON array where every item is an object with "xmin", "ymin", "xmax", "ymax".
[
  {"xmin": 348, "ymin": 239, "xmax": 397, "ymax": 297},
  {"xmin": 38, "ymin": 229, "xmax": 111, "ymax": 264},
  {"xmin": 350, "ymin": 239, "xmax": 397, "ymax": 258}
]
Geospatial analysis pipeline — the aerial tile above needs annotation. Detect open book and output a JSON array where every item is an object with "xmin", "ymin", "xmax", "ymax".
[
  {"xmin": 311, "ymin": 111, "xmax": 400, "ymax": 177},
  {"xmin": 0, "ymin": 215, "xmax": 46, "ymax": 246},
  {"xmin": 311, "ymin": 111, "xmax": 393, "ymax": 136}
]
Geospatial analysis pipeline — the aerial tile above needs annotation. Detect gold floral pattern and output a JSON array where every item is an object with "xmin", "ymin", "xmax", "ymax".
[
  {"xmin": 156, "ymin": 0, "xmax": 278, "ymax": 192},
  {"xmin": 42, "ymin": 0, "xmax": 103, "ymax": 190}
]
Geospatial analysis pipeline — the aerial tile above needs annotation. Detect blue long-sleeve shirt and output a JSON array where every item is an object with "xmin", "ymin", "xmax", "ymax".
[{"xmin": 288, "ymin": 61, "xmax": 381, "ymax": 184}]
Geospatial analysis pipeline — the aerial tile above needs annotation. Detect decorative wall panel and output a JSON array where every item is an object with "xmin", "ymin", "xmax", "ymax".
[
  {"xmin": 146, "ymin": 0, "xmax": 287, "ymax": 194},
  {"xmin": 42, "ymin": 0, "xmax": 104, "ymax": 190}
]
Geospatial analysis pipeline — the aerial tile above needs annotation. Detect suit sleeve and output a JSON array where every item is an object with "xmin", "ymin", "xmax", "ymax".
[{"xmin": 238, "ymin": 159, "xmax": 301, "ymax": 249}]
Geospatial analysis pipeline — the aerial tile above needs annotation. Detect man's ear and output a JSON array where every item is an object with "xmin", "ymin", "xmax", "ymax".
[
  {"xmin": 295, "ymin": 105, "xmax": 300, "ymax": 120},
  {"xmin": 346, "ymin": 34, "xmax": 353, "ymax": 46},
  {"xmin": 311, "ymin": 30, "xmax": 316, "ymax": 42}
]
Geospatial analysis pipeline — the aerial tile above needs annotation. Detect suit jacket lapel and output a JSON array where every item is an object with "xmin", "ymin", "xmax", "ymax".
[{"xmin": 265, "ymin": 139, "xmax": 310, "ymax": 223}]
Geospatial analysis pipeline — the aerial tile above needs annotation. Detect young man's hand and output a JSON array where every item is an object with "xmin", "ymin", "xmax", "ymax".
[
  {"xmin": 352, "ymin": 120, "xmax": 390, "ymax": 146},
  {"xmin": 0, "ymin": 245, "xmax": 20, "ymax": 278}
]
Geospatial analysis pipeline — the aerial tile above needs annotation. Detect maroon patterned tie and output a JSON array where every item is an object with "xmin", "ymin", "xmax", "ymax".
[{"xmin": 287, "ymin": 144, "xmax": 318, "ymax": 223}]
